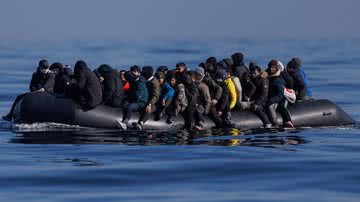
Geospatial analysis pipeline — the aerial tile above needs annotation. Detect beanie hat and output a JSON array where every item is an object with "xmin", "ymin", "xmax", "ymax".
[
  {"xmin": 141, "ymin": 66, "xmax": 154, "ymax": 80},
  {"xmin": 195, "ymin": 67, "xmax": 205, "ymax": 80},
  {"xmin": 215, "ymin": 68, "xmax": 227, "ymax": 81}
]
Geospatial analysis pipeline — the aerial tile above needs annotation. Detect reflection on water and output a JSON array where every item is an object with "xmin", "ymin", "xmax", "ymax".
[{"xmin": 10, "ymin": 127, "xmax": 308, "ymax": 149}]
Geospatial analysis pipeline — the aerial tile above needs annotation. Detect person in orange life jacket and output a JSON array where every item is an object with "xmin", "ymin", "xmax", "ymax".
[
  {"xmin": 249, "ymin": 62, "xmax": 272, "ymax": 128},
  {"xmin": 2, "ymin": 59, "xmax": 55, "ymax": 122},
  {"xmin": 266, "ymin": 60, "xmax": 294, "ymax": 128},
  {"xmin": 94, "ymin": 64, "xmax": 124, "ymax": 107},
  {"xmin": 117, "ymin": 65, "xmax": 148, "ymax": 130}
]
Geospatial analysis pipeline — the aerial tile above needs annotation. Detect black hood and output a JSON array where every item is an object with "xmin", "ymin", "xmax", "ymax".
[
  {"xmin": 141, "ymin": 66, "xmax": 154, "ymax": 80},
  {"xmin": 50, "ymin": 62, "xmax": 64, "ymax": 75},
  {"xmin": 232, "ymin": 53, "xmax": 244, "ymax": 66},
  {"xmin": 249, "ymin": 61, "xmax": 261, "ymax": 72},
  {"xmin": 206, "ymin": 57, "xmax": 217, "ymax": 67},
  {"xmin": 97, "ymin": 64, "xmax": 113, "ymax": 77},
  {"xmin": 74, "ymin": 60, "xmax": 89, "ymax": 78}
]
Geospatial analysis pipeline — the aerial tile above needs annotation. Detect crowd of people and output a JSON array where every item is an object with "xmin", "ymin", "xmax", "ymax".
[{"xmin": 2, "ymin": 52, "xmax": 313, "ymax": 131}]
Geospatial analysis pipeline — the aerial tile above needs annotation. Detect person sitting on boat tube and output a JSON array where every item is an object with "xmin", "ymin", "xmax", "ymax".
[
  {"xmin": 249, "ymin": 62, "xmax": 272, "ymax": 128},
  {"xmin": 71, "ymin": 60, "xmax": 102, "ymax": 110},
  {"xmin": 287, "ymin": 58, "xmax": 312, "ymax": 101},
  {"xmin": 2, "ymin": 59, "xmax": 56, "ymax": 122},
  {"xmin": 117, "ymin": 65, "xmax": 148, "ymax": 130},
  {"xmin": 266, "ymin": 60, "xmax": 294, "ymax": 128},
  {"xmin": 95, "ymin": 64, "xmax": 124, "ymax": 107},
  {"xmin": 135, "ymin": 66, "xmax": 161, "ymax": 129}
]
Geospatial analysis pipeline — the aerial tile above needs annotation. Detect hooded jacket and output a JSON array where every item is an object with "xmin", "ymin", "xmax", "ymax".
[
  {"xmin": 224, "ymin": 77, "xmax": 237, "ymax": 110},
  {"xmin": 267, "ymin": 69, "xmax": 286, "ymax": 105},
  {"xmin": 96, "ymin": 64, "xmax": 124, "ymax": 107},
  {"xmin": 251, "ymin": 73, "xmax": 269, "ymax": 106},
  {"xmin": 29, "ymin": 66, "xmax": 56, "ymax": 92},
  {"xmin": 197, "ymin": 82, "xmax": 211, "ymax": 114},
  {"xmin": 231, "ymin": 53, "xmax": 249, "ymax": 79},
  {"xmin": 73, "ymin": 60, "xmax": 102, "ymax": 108},
  {"xmin": 202, "ymin": 73, "xmax": 223, "ymax": 101},
  {"xmin": 240, "ymin": 72, "xmax": 256, "ymax": 100},
  {"xmin": 126, "ymin": 74, "xmax": 149, "ymax": 104}
]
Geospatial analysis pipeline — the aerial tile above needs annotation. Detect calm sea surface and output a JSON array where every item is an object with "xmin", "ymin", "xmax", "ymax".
[{"xmin": 0, "ymin": 38, "xmax": 359, "ymax": 202}]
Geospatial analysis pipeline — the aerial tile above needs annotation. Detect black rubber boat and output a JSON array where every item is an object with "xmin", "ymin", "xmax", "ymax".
[{"xmin": 12, "ymin": 92, "xmax": 355, "ymax": 130}]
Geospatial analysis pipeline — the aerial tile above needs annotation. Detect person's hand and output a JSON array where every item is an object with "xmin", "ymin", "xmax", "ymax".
[
  {"xmin": 217, "ymin": 111, "xmax": 222, "ymax": 116},
  {"xmin": 252, "ymin": 104, "xmax": 260, "ymax": 111},
  {"xmin": 161, "ymin": 99, "xmax": 166, "ymax": 106},
  {"xmin": 37, "ymin": 88, "xmax": 45, "ymax": 92},
  {"xmin": 211, "ymin": 99, "xmax": 218, "ymax": 106},
  {"xmin": 244, "ymin": 96, "xmax": 250, "ymax": 102},
  {"xmin": 146, "ymin": 104, "xmax": 152, "ymax": 113}
]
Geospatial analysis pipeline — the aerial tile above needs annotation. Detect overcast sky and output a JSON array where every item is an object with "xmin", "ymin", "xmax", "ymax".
[{"xmin": 0, "ymin": 0, "xmax": 358, "ymax": 41}]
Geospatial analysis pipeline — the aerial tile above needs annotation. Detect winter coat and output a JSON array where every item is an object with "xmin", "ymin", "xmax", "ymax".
[
  {"xmin": 231, "ymin": 53, "xmax": 249, "ymax": 79},
  {"xmin": 127, "ymin": 75, "xmax": 148, "ymax": 104},
  {"xmin": 146, "ymin": 76, "xmax": 161, "ymax": 106},
  {"xmin": 73, "ymin": 61, "xmax": 102, "ymax": 109},
  {"xmin": 268, "ymin": 71, "xmax": 286, "ymax": 105},
  {"xmin": 175, "ymin": 84, "xmax": 188, "ymax": 113},
  {"xmin": 289, "ymin": 69, "xmax": 306, "ymax": 100},
  {"xmin": 100, "ymin": 68, "xmax": 124, "ymax": 107},
  {"xmin": 251, "ymin": 75, "xmax": 269, "ymax": 106},
  {"xmin": 300, "ymin": 68, "xmax": 312, "ymax": 97},
  {"xmin": 198, "ymin": 82, "xmax": 211, "ymax": 114},
  {"xmin": 161, "ymin": 82, "xmax": 175, "ymax": 102},
  {"xmin": 203, "ymin": 73, "xmax": 223, "ymax": 101},
  {"xmin": 280, "ymin": 70, "xmax": 294, "ymax": 89},
  {"xmin": 224, "ymin": 78, "xmax": 237, "ymax": 110},
  {"xmin": 240, "ymin": 72, "xmax": 256, "ymax": 100},
  {"xmin": 29, "ymin": 67, "xmax": 56, "ymax": 93},
  {"xmin": 231, "ymin": 76, "xmax": 242, "ymax": 106},
  {"xmin": 216, "ymin": 81, "xmax": 230, "ymax": 112}
]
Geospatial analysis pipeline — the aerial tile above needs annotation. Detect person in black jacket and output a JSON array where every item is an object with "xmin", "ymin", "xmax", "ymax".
[
  {"xmin": 277, "ymin": 60, "xmax": 294, "ymax": 89},
  {"xmin": 266, "ymin": 60, "xmax": 294, "ymax": 128},
  {"xmin": 249, "ymin": 63, "xmax": 272, "ymax": 128},
  {"xmin": 231, "ymin": 52, "xmax": 249, "ymax": 79},
  {"xmin": 50, "ymin": 62, "xmax": 75, "ymax": 94},
  {"xmin": 287, "ymin": 59, "xmax": 307, "ymax": 101},
  {"xmin": 95, "ymin": 64, "xmax": 124, "ymax": 107},
  {"xmin": 2, "ymin": 59, "xmax": 55, "ymax": 122},
  {"xmin": 71, "ymin": 60, "xmax": 102, "ymax": 110}
]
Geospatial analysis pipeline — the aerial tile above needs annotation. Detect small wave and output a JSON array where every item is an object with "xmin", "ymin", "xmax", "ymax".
[{"xmin": 0, "ymin": 121, "xmax": 84, "ymax": 132}]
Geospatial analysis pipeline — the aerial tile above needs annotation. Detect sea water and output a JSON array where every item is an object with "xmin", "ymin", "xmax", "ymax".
[{"xmin": 0, "ymin": 38, "xmax": 359, "ymax": 202}]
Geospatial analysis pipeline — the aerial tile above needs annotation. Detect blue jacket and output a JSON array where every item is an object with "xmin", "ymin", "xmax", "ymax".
[
  {"xmin": 161, "ymin": 82, "xmax": 175, "ymax": 101},
  {"xmin": 300, "ymin": 68, "xmax": 312, "ymax": 97},
  {"xmin": 128, "ymin": 75, "xmax": 148, "ymax": 104}
]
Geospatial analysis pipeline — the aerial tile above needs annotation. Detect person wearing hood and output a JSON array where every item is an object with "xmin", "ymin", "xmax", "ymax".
[
  {"xmin": 71, "ymin": 60, "xmax": 102, "ymax": 110},
  {"xmin": 266, "ymin": 60, "xmax": 294, "ymax": 128},
  {"xmin": 175, "ymin": 62, "xmax": 188, "ymax": 84},
  {"xmin": 193, "ymin": 67, "xmax": 211, "ymax": 130},
  {"xmin": 249, "ymin": 63, "xmax": 272, "ymax": 128},
  {"xmin": 231, "ymin": 52, "xmax": 249, "ymax": 79},
  {"xmin": 182, "ymin": 71, "xmax": 199, "ymax": 130},
  {"xmin": 95, "ymin": 64, "xmax": 124, "ymax": 107},
  {"xmin": 208, "ymin": 68, "xmax": 232, "ymax": 128},
  {"xmin": 118, "ymin": 65, "xmax": 148, "ymax": 130},
  {"xmin": 287, "ymin": 58, "xmax": 312, "ymax": 100},
  {"xmin": 156, "ymin": 66, "xmax": 169, "ymax": 75},
  {"xmin": 136, "ymin": 66, "xmax": 161, "ymax": 128},
  {"xmin": 153, "ymin": 71, "xmax": 175, "ymax": 123},
  {"xmin": 2, "ymin": 59, "xmax": 56, "ymax": 122},
  {"xmin": 240, "ymin": 63, "xmax": 257, "ymax": 107},
  {"xmin": 50, "ymin": 62, "xmax": 66, "ymax": 94},
  {"xmin": 277, "ymin": 60, "xmax": 294, "ymax": 89}
]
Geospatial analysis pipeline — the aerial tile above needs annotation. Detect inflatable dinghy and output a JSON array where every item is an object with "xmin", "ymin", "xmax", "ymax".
[{"xmin": 13, "ymin": 92, "xmax": 355, "ymax": 130}]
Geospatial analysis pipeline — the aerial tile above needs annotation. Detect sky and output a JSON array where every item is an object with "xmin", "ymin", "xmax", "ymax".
[{"xmin": 0, "ymin": 0, "xmax": 358, "ymax": 41}]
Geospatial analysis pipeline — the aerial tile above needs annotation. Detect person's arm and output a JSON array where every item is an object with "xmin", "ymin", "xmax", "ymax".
[
  {"xmin": 255, "ymin": 79, "xmax": 269, "ymax": 106},
  {"xmin": 162, "ymin": 82, "xmax": 175, "ymax": 101},
  {"xmin": 269, "ymin": 80, "xmax": 285, "ymax": 104},
  {"xmin": 149, "ymin": 81, "xmax": 161, "ymax": 105},
  {"xmin": 293, "ymin": 72, "xmax": 306, "ymax": 99},
  {"xmin": 29, "ymin": 73, "xmax": 38, "ymax": 92},
  {"xmin": 43, "ymin": 73, "xmax": 55, "ymax": 93}
]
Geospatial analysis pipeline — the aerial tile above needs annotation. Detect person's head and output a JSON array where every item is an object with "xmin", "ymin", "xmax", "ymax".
[
  {"xmin": 74, "ymin": 60, "xmax": 88, "ymax": 77},
  {"xmin": 206, "ymin": 57, "xmax": 217, "ymax": 67},
  {"xmin": 225, "ymin": 67, "xmax": 232, "ymax": 79},
  {"xmin": 38, "ymin": 59, "xmax": 50, "ymax": 74},
  {"xmin": 155, "ymin": 71, "xmax": 165, "ymax": 85},
  {"xmin": 49, "ymin": 62, "xmax": 63, "ymax": 75},
  {"xmin": 130, "ymin": 65, "xmax": 141, "ymax": 78},
  {"xmin": 231, "ymin": 52, "xmax": 244, "ymax": 66},
  {"xmin": 141, "ymin": 66, "xmax": 153, "ymax": 80},
  {"xmin": 119, "ymin": 70, "xmax": 127, "ymax": 82},
  {"xmin": 215, "ymin": 68, "xmax": 227, "ymax": 82},
  {"xmin": 166, "ymin": 71, "xmax": 177, "ymax": 87},
  {"xmin": 249, "ymin": 61, "xmax": 261, "ymax": 78},
  {"xmin": 194, "ymin": 67, "xmax": 205, "ymax": 81},
  {"xmin": 96, "ymin": 64, "xmax": 112, "ymax": 82},
  {"xmin": 287, "ymin": 57, "xmax": 302, "ymax": 72},
  {"xmin": 157, "ymin": 66, "xmax": 169, "ymax": 75},
  {"xmin": 267, "ymin": 60, "xmax": 280, "ymax": 75},
  {"xmin": 175, "ymin": 62, "xmax": 186, "ymax": 73}
]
